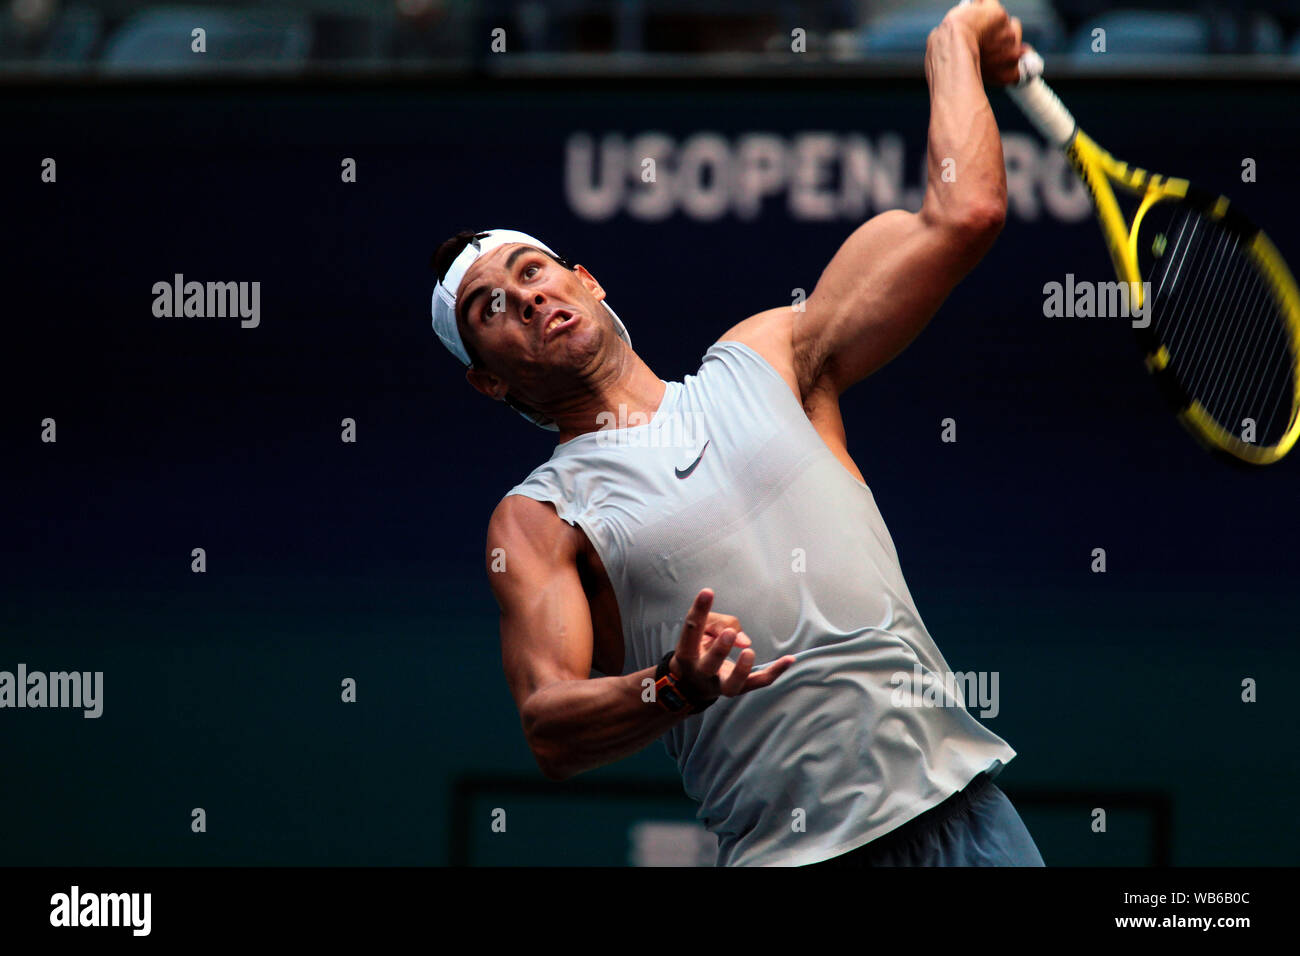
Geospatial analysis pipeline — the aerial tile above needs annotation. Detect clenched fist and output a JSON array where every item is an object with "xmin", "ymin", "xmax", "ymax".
[{"xmin": 942, "ymin": 0, "xmax": 1030, "ymax": 87}]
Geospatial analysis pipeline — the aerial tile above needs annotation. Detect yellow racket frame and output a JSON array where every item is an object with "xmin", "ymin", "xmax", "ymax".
[{"xmin": 1065, "ymin": 129, "xmax": 1300, "ymax": 464}]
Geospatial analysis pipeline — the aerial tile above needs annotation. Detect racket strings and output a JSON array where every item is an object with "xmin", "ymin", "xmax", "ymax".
[
  {"xmin": 1146, "ymin": 208, "xmax": 1297, "ymax": 447},
  {"xmin": 1222, "ymin": 267, "xmax": 1292, "ymax": 440},
  {"xmin": 1195, "ymin": 236, "xmax": 1266, "ymax": 423},
  {"xmin": 1174, "ymin": 223, "xmax": 1240, "ymax": 394}
]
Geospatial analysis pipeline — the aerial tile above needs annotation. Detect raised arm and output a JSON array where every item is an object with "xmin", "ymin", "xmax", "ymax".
[{"xmin": 789, "ymin": 0, "xmax": 1026, "ymax": 399}]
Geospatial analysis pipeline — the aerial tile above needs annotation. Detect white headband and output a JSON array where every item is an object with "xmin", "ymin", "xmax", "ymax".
[{"xmin": 431, "ymin": 228, "xmax": 632, "ymax": 431}]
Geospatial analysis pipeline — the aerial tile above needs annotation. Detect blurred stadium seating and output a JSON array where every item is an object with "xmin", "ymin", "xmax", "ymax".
[
  {"xmin": 3, "ymin": 1, "xmax": 1300, "ymax": 74},
  {"xmin": 100, "ymin": 7, "xmax": 312, "ymax": 71}
]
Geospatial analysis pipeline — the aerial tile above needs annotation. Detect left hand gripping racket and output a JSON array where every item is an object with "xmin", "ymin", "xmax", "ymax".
[{"xmin": 1006, "ymin": 51, "xmax": 1300, "ymax": 465}]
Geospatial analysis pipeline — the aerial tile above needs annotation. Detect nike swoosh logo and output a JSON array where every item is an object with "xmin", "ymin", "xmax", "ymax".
[{"xmin": 674, "ymin": 440, "xmax": 711, "ymax": 479}]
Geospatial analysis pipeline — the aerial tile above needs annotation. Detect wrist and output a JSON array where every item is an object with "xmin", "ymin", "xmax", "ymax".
[
  {"xmin": 659, "ymin": 652, "xmax": 717, "ymax": 713},
  {"xmin": 669, "ymin": 652, "xmax": 716, "ymax": 700}
]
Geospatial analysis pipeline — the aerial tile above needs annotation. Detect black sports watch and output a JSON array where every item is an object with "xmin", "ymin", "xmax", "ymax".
[{"xmin": 653, "ymin": 650, "xmax": 717, "ymax": 714}]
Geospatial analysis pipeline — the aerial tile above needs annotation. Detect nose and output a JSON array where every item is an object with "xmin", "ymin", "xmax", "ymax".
[{"xmin": 521, "ymin": 293, "xmax": 544, "ymax": 320}]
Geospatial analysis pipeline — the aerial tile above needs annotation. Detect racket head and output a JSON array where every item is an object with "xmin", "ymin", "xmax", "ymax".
[
  {"xmin": 1065, "ymin": 131, "xmax": 1300, "ymax": 465},
  {"xmin": 1009, "ymin": 63, "xmax": 1300, "ymax": 465},
  {"xmin": 1128, "ymin": 184, "xmax": 1300, "ymax": 465}
]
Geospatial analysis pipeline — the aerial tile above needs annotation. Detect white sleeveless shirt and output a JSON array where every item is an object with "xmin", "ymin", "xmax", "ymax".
[{"xmin": 504, "ymin": 340, "xmax": 1017, "ymax": 866}]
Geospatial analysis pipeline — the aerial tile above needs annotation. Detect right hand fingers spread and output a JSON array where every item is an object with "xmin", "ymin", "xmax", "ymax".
[
  {"xmin": 677, "ymin": 590, "xmax": 794, "ymax": 697},
  {"xmin": 675, "ymin": 588, "xmax": 714, "ymax": 665},
  {"xmin": 720, "ymin": 651, "xmax": 796, "ymax": 697},
  {"xmin": 698, "ymin": 627, "xmax": 739, "ymax": 678},
  {"xmin": 737, "ymin": 655, "xmax": 796, "ymax": 695},
  {"xmin": 719, "ymin": 647, "xmax": 756, "ymax": 696},
  {"xmin": 702, "ymin": 611, "xmax": 742, "ymax": 637}
]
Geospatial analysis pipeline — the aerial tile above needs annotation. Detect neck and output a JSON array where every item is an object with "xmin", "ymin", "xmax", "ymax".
[{"xmin": 549, "ymin": 347, "xmax": 666, "ymax": 444}]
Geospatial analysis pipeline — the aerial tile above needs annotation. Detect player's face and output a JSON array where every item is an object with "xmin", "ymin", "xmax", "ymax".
[{"xmin": 458, "ymin": 243, "xmax": 613, "ymax": 405}]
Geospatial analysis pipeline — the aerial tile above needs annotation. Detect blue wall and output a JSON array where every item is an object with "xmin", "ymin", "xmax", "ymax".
[{"xmin": 2, "ymin": 76, "xmax": 1297, "ymax": 864}]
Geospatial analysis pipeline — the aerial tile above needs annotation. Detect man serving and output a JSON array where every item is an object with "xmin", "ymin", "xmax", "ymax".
[{"xmin": 430, "ymin": 0, "xmax": 1044, "ymax": 865}]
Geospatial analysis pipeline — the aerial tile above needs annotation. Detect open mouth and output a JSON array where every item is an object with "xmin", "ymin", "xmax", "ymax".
[{"xmin": 543, "ymin": 310, "xmax": 576, "ymax": 341}]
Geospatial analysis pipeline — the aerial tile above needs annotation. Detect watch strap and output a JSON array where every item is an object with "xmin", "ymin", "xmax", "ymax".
[{"xmin": 653, "ymin": 650, "xmax": 716, "ymax": 714}]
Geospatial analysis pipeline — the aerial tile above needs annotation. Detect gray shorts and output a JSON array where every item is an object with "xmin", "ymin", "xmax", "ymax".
[{"xmin": 809, "ymin": 771, "xmax": 1046, "ymax": 867}]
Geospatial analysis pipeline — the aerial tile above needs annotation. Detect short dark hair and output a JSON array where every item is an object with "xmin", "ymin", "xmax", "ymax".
[{"xmin": 430, "ymin": 228, "xmax": 573, "ymax": 370}]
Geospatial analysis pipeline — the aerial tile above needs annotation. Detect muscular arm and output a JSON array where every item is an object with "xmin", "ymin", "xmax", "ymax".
[
  {"xmin": 489, "ymin": 495, "xmax": 691, "ymax": 781},
  {"xmin": 788, "ymin": 2, "xmax": 1021, "ymax": 398}
]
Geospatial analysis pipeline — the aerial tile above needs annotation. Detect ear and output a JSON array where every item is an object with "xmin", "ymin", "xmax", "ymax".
[
  {"xmin": 465, "ymin": 366, "xmax": 509, "ymax": 403},
  {"xmin": 571, "ymin": 264, "xmax": 606, "ymax": 304}
]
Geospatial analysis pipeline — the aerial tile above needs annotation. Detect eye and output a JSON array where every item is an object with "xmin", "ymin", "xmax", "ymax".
[{"xmin": 479, "ymin": 262, "xmax": 542, "ymax": 322}]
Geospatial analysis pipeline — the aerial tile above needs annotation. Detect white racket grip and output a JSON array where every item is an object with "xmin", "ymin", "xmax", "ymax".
[{"xmin": 1005, "ymin": 52, "xmax": 1076, "ymax": 147}]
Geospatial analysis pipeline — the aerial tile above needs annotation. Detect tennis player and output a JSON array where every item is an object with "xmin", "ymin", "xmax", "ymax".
[{"xmin": 430, "ymin": 0, "xmax": 1044, "ymax": 866}]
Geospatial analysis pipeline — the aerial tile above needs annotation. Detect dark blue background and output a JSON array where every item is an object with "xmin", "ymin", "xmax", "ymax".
[{"xmin": 2, "ymin": 76, "xmax": 1297, "ymax": 865}]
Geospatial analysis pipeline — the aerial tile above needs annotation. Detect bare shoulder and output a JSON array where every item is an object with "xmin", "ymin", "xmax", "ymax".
[
  {"xmin": 486, "ymin": 494, "xmax": 582, "ymax": 575},
  {"xmin": 717, "ymin": 307, "xmax": 805, "ymax": 403},
  {"xmin": 488, "ymin": 492, "xmax": 563, "ymax": 536}
]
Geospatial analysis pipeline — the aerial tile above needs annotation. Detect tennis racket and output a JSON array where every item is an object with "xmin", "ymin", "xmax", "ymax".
[{"xmin": 1006, "ymin": 51, "xmax": 1300, "ymax": 465}]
